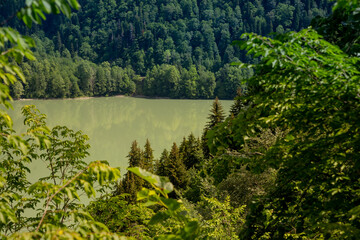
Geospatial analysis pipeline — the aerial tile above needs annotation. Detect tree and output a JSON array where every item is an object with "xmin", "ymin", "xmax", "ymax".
[
  {"xmin": 0, "ymin": 1, "xmax": 123, "ymax": 239},
  {"xmin": 209, "ymin": 25, "xmax": 360, "ymax": 239},
  {"xmin": 215, "ymin": 64, "xmax": 251, "ymax": 99},
  {"xmin": 229, "ymin": 88, "xmax": 245, "ymax": 117},
  {"xmin": 206, "ymin": 97, "xmax": 225, "ymax": 130},
  {"xmin": 312, "ymin": 0, "xmax": 360, "ymax": 56},
  {"xmin": 94, "ymin": 66, "xmax": 107, "ymax": 96},
  {"xmin": 77, "ymin": 62, "xmax": 94, "ymax": 95},
  {"xmin": 116, "ymin": 140, "xmax": 144, "ymax": 202},
  {"xmin": 49, "ymin": 71, "xmax": 66, "ymax": 98},
  {"xmin": 10, "ymin": 81, "xmax": 24, "ymax": 99},
  {"xmin": 142, "ymin": 139, "xmax": 154, "ymax": 172},
  {"xmin": 179, "ymin": 133, "xmax": 203, "ymax": 169},
  {"xmin": 167, "ymin": 143, "xmax": 189, "ymax": 190},
  {"xmin": 155, "ymin": 149, "xmax": 170, "ymax": 177}
]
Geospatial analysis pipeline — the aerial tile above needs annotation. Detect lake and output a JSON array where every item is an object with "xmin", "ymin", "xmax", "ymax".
[{"xmin": 10, "ymin": 96, "xmax": 232, "ymax": 179}]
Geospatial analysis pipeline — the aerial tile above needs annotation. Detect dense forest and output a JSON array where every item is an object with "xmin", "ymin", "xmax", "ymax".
[
  {"xmin": 1, "ymin": 0, "xmax": 333, "ymax": 99},
  {"xmin": 1, "ymin": 0, "xmax": 360, "ymax": 239}
]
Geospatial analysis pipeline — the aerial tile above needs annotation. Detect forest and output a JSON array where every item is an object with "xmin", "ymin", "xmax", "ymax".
[
  {"xmin": 1, "ymin": 0, "xmax": 360, "ymax": 239},
  {"xmin": 1, "ymin": 0, "xmax": 333, "ymax": 99}
]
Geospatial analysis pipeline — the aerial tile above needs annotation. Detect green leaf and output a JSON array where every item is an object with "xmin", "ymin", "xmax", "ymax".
[
  {"xmin": 128, "ymin": 167, "xmax": 174, "ymax": 194},
  {"xmin": 161, "ymin": 198, "xmax": 181, "ymax": 211},
  {"xmin": 149, "ymin": 211, "xmax": 170, "ymax": 225},
  {"xmin": 69, "ymin": 0, "xmax": 81, "ymax": 10},
  {"xmin": 41, "ymin": 1, "xmax": 52, "ymax": 13}
]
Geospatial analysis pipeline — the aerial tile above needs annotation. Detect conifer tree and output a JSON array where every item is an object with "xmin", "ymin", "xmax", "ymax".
[
  {"xmin": 128, "ymin": 140, "xmax": 142, "ymax": 167},
  {"xmin": 156, "ymin": 149, "xmax": 170, "ymax": 177},
  {"xmin": 142, "ymin": 139, "xmax": 154, "ymax": 172},
  {"xmin": 179, "ymin": 136, "xmax": 187, "ymax": 152},
  {"xmin": 116, "ymin": 140, "xmax": 143, "ymax": 202},
  {"xmin": 203, "ymin": 97, "xmax": 226, "ymax": 157},
  {"xmin": 206, "ymin": 96, "xmax": 225, "ymax": 129},
  {"xmin": 180, "ymin": 133, "xmax": 203, "ymax": 169},
  {"xmin": 168, "ymin": 143, "xmax": 189, "ymax": 189},
  {"xmin": 229, "ymin": 88, "xmax": 245, "ymax": 117}
]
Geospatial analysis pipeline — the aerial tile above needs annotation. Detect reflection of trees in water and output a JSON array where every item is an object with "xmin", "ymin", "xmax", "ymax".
[{"xmin": 12, "ymin": 97, "xmax": 231, "ymax": 169}]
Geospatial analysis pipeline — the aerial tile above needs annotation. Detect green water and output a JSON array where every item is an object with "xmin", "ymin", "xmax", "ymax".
[{"xmin": 10, "ymin": 96, "xmax": 231, "ymax": 177}]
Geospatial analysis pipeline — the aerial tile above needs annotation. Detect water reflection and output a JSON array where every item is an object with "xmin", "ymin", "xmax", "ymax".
[{"xmin": 11, "ymin": 97, "xmax": 232, "ymax": 173}]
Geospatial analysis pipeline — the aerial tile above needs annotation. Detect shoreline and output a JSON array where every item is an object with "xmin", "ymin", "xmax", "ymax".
[
  {"xmin": 16, "ymin": 94, "xmax": 127, "ymax": 101},
  {"xmin": 15, "ymin": 94, "xmax": 225, "ymax": 101}
]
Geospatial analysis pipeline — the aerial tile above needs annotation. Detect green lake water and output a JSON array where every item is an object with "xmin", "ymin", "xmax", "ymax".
[{"xmin": 10, "ymin": 96, "xmax": 231, "ymax": 179}]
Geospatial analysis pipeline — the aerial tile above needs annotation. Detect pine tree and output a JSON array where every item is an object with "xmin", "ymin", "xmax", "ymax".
[
  {"xmin": 128, "ymin": 140, "xmax": 142, "ymax": 167},
  {"xmin": 168, "ymin": 143, "xmax": 189, "ymax": 190},
  {"xmin": 142, "ymin": 139, "xmax": 154, "ymax": 172},
  {"xmin": 155, "ymin": 149, "xmax": 170, "ymax": 177},
  {"xmin": 229, "ymin": 88, "xmax": 245, "ymax": 117},
  {"xmin": 180, "ymin": 133, "xmax": 203, "ymax": 169},
  {"xmin": 203, "ymin": 97, "xmax": 226, "ymax": 158},
  {"xmin": 116, "ymin": 140, "xmax": 143, "ymax": 202},
  {"xmin": 206, "ymin": 96, "xmax": 225, "ymax": 130},
  {"xmin": 56, "ymin": 31, "xmax": 63, "ymax": 53}
]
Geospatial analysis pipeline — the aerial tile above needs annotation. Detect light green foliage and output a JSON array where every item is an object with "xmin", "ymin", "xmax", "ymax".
[
  {"xmin": 1, "ymin": 105, "xmax": 122, "ymax": 238},
  {"xmin": 143, "ymin": 64, "xmax": 181, "ymax": 98},
  {"xmin": 0, "ymin": 1, "xmax": 127, "ymax": 239},
  {"xmin": 199, "ymin": 196, "xmax": 245, "ymax": 240},
  {"xmin": 128, "ymin": 167, "xmax": 200, "ymax": 240}
]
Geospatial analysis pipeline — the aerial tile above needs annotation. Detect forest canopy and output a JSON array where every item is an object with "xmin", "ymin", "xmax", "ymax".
[{"xmin": 1, "ymin": 0, "xmax": 333, "ymax": 99}]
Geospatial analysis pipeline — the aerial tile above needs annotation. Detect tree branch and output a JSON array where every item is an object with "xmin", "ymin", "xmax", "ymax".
[{"xmin": 36, "ymin": 165, "xmax": 89, "ymax": 231}]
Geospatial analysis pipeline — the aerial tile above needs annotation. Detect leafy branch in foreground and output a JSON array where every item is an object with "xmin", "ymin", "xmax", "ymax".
[
  {"xmin": 129, "ymin": 167, "xmax": 200, "ymax": 240},
  {"xmin": 1, "ymin": 105, "xmax": 124, "ymax": 239},
  {"xmin": 207, "ymin": 26, "xmax": 360, "ymax": 239}
]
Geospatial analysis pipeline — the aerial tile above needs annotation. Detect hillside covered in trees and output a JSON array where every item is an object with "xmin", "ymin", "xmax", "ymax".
[{"xmin": 1, "ymin": 0, "xmax": 333, "ymax": 99}]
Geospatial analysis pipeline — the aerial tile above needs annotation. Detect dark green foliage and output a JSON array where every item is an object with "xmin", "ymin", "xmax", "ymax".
[
  {"xmin": 10, "ymin": 81, "xmax": 24, "ymax": 100},
  {"xmin": 229, "ymin": 88, "xmax": 245, "ymax": 117},
  {"xmin": 142, "ymin": 139, "xmax": 154, "ymax": 172},
  {"xmin": 208, "ymin": 26, "xmax": 360, "ymax": 239},
  {"xmin": 155, "ymin": 143, "xmax": 190, "ymax": 191},
  {"xmin": 155, "ymin": 149, "xmax": 170, "ymax": 178},
  {"xmin": 205, "ymin": 97, "xmax": 225, "ymax": 130},
  {"xmin": 1, "ymin": 0, "xmax": 334, "ymax": 100},
  {"xmin": 88, "ymin": 195, "xmax": 155, "ymax": 239},
  {"xmin": 167, "ymin": 143, "xmax": 189, "ymax": 190},
  {"xmin": 218, "ymin": 167, "xmax": 276, "ymax": 208},
  {"xmin": 312, "ymin": 0, "xmax": 360, "ymax": 56},
  {"xmin": 3, "ymin": 0, "xmax": 359, "ymax": 239},
  {"xmin": 17, "ymin": 49, "xmax": 139, "ymax": 99},
  {"xmin": 179, "ymin": 133, "xmax": 203, "ymax": 170},
  {"xmin": 116, "ymin": 140, "xmax": 156, "ymax": 202},
  {"xmin": 116, "ymin": 141, "xmax": 144, "ymax": 202},
  {"xmin": 202, "ymin": 96, "xmax": 226, "ymax": 158},
  {"xmin": 215, "ymin": 64, "xmax": 252, "ymax": 99},
  {"xmin": 128, "ymin": 167, "xmax": 201, "ymax": 239}
]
